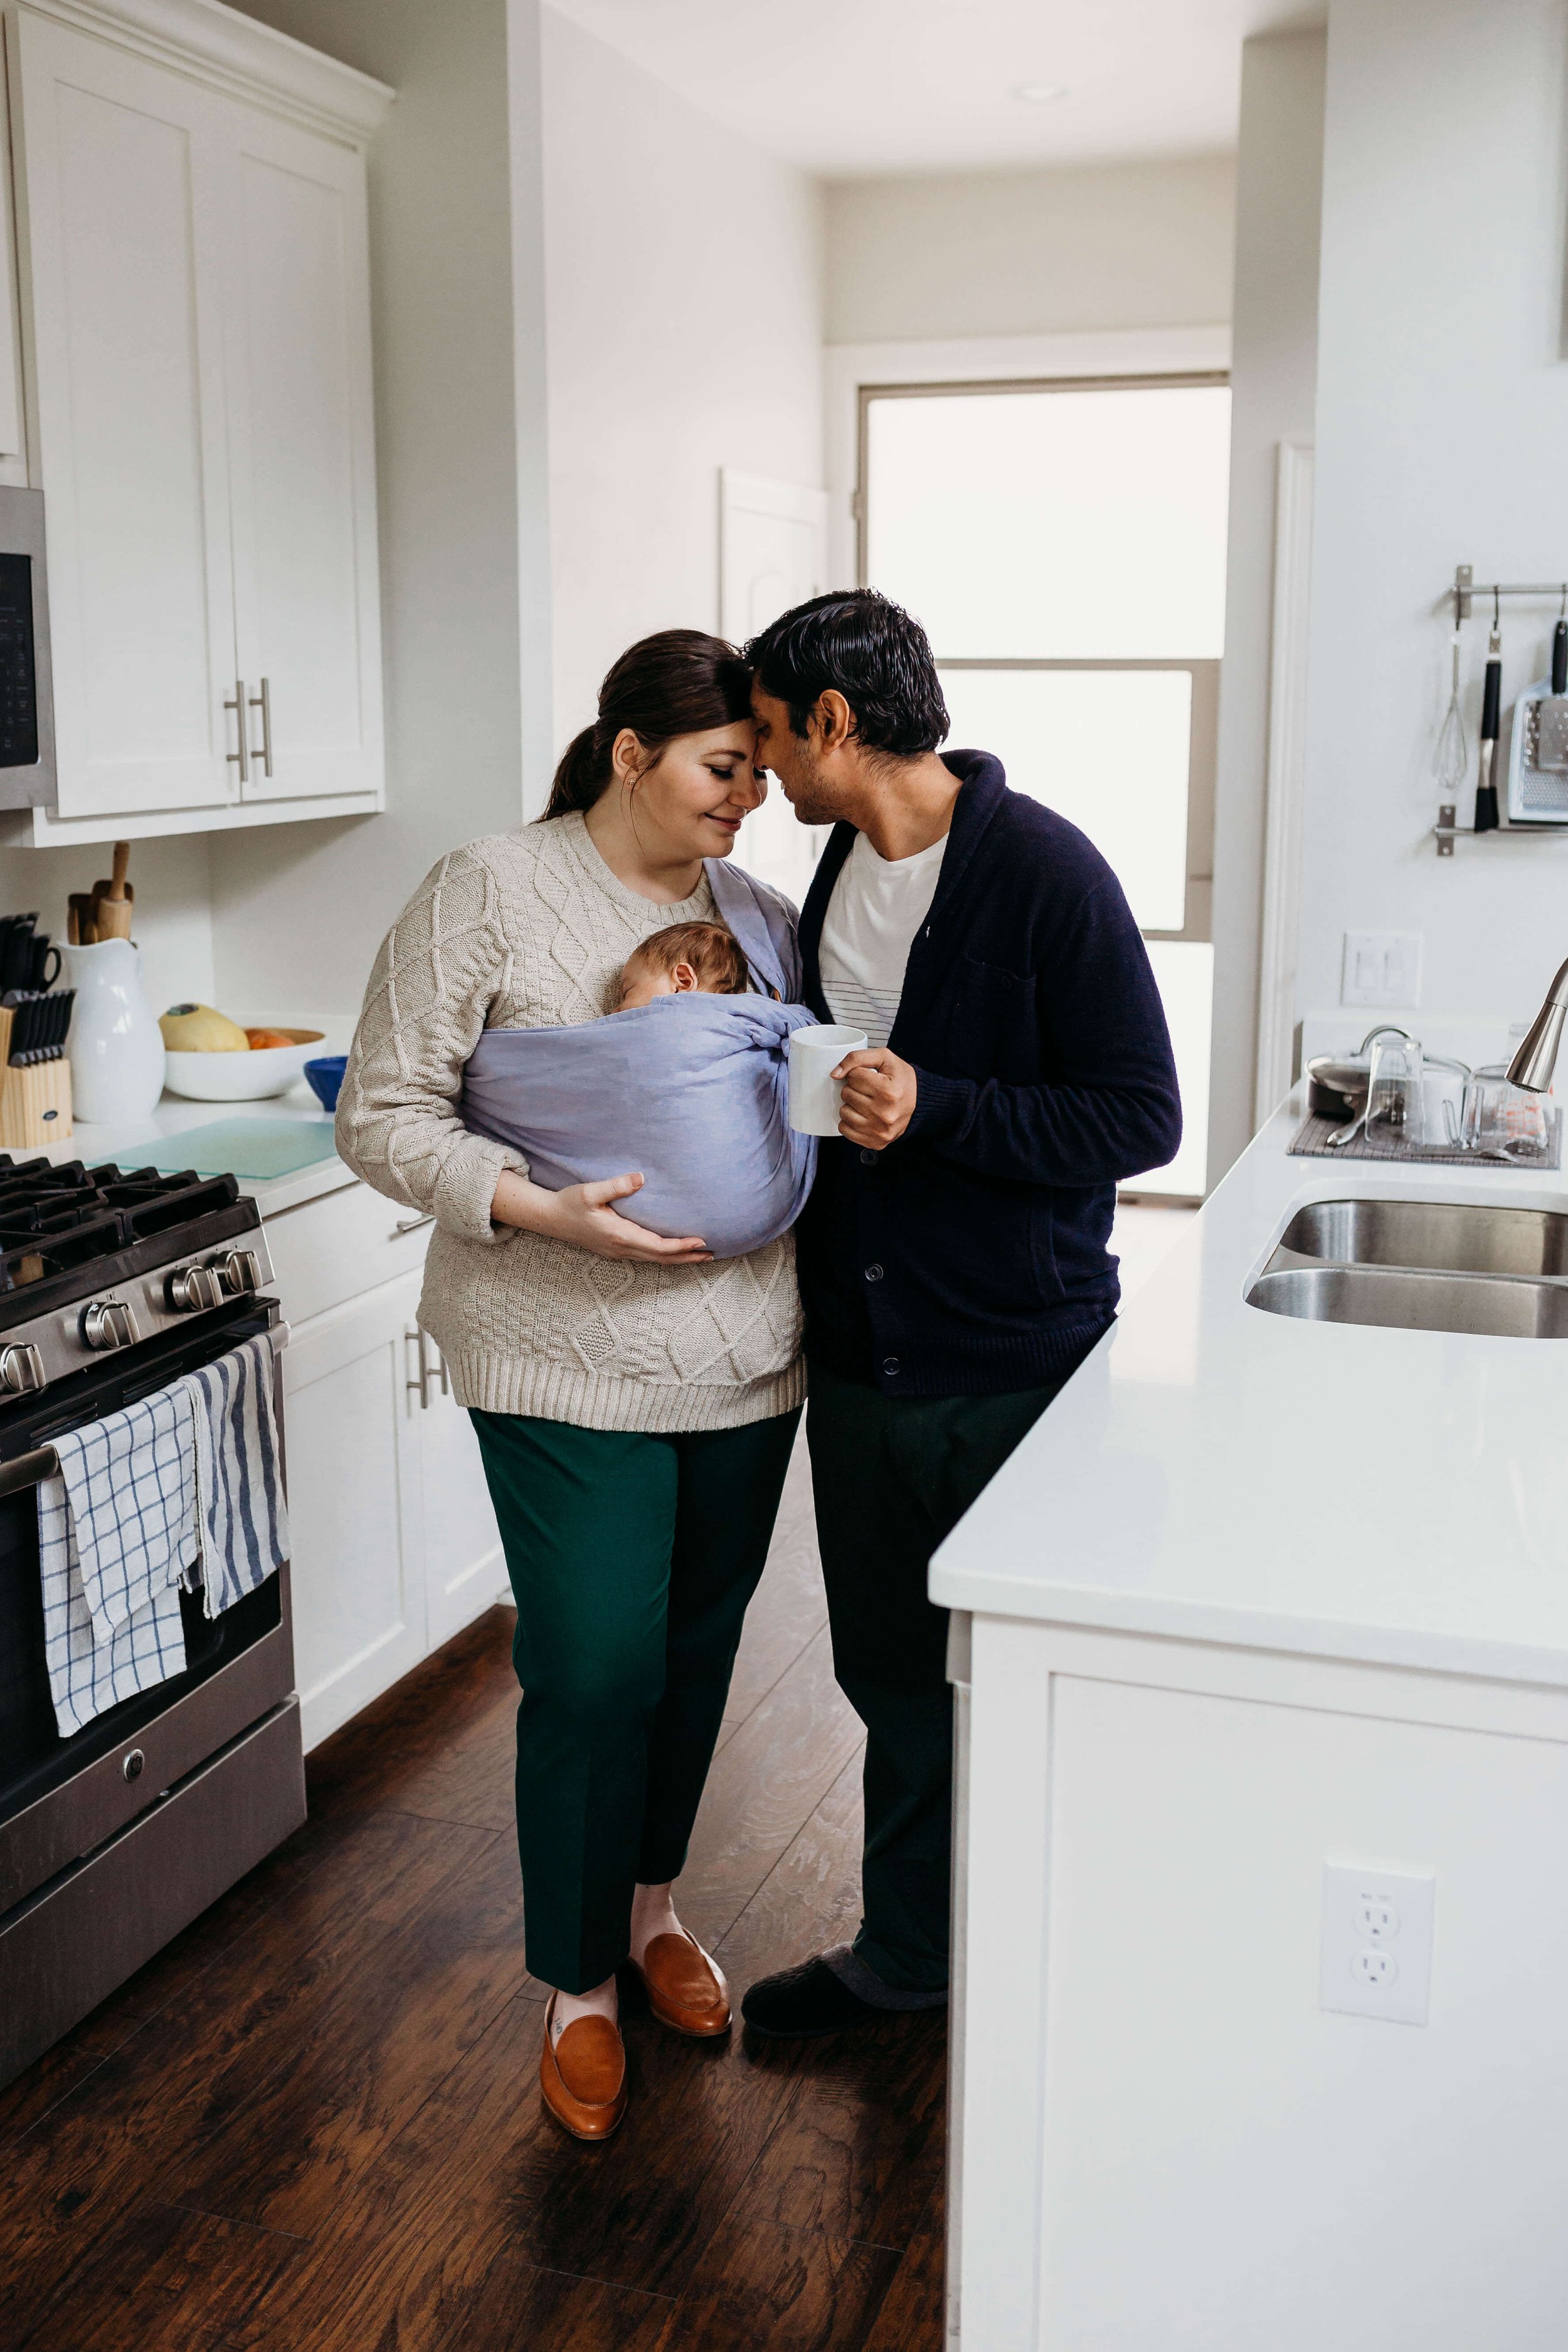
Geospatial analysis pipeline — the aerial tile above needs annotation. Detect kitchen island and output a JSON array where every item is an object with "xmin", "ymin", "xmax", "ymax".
[{"xmin": 935, "ymin": 1097, "xmax": 1568, "ymax": 2352}]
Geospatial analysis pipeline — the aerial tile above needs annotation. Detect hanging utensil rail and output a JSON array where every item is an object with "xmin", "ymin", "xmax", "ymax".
[{"xmin": 1449, "ymin": 566, "xmax": 1568, "ymax": 623}]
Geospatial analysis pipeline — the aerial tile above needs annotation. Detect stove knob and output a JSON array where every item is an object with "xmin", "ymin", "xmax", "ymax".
[
  {"xmin": 82, "ymin": 1298, "xmax": 139, "ymax": 1351},
  {"xmin": 167, "ymin": 1264, "xmax": 225, "ymax": 1313},
  {"xmin": 0, "ymin": 1342, "xmax": 45, "ymax": 1395},
  {"xmin": 212, "ymin": 1249, "xmax": 262, "ymax": 1296}
]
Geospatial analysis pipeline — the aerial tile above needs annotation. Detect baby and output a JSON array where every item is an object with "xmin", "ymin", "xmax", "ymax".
[{"xmin": 614, "ymin": 921, "xmax": 751, "ymax": 1010}]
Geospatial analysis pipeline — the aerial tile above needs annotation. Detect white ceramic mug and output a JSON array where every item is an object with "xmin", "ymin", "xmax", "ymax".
[{"xmin": 788, "ymin": 1024, "xmax": 869, "ymax": 1136}]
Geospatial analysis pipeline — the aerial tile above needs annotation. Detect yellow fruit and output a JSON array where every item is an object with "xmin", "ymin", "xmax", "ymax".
[{"xmin": 159, "ymin": 1003, "xmax": 251, "ymax": 1053}]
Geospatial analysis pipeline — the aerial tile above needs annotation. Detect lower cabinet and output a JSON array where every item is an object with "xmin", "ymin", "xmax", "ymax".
[{"xmin": 278, "ymin": 1242, "xmax": 504, "ymax": 1752}]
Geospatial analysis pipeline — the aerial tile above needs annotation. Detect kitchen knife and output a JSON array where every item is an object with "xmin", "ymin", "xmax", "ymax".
[{"xmin": 1475, "ymin": 621, "xmax": 1502, "ymax": 832}]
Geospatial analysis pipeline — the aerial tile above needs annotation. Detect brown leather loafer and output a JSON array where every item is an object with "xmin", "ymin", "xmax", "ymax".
[
  {"xmin": 633, "ymin": 1929, "xmax": 731, "ymax": 2037},
  {"xmin": 539, "ymin": 1997, "xmax": 627, "ymax": 2141}
]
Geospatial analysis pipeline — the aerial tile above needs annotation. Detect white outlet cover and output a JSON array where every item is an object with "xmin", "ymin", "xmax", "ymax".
[
  {"xmin": 1340, "ymin": 931, "xmax": 1424, "ymax": 1009},
  {"xmin": 1320, "ymin": 1862, "xmax": 1435, "ymax": 2026}
]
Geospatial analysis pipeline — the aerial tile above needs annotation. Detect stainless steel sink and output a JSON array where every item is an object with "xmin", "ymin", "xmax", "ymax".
[
  {"xmin": 1248, "ymin": 1264, "xmax": 1568, "ymax": 1338},
  {"xmin": 1278, "ymin": 1197, "xmax": 1568, "ymax": 1279}
]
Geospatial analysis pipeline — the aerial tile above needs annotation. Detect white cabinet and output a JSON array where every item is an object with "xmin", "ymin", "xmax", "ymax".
[
  {"xmin": 1, "ymin": 0, "xmax": 390, "ymax": 847},
  {"xmin": 283, "ymin": 1268, "xmax": 426, "ymax": 1753},
  {"xmin": 270, "ymin": 1182, "xmax": 504, "ymax": 1752},
  {"xmin": 223, "ymin": 100, "xmax": 382, "ymax": 807}
]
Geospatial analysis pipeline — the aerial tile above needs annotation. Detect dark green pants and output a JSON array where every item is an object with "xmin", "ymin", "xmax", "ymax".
[
  {"xmin": 806, "ymin": 1359, "xmax": 1069, "ymax": 1994},
  {"xmin": 470, "ymin": 1405, "xmax": 800, "ymax": 1993}
]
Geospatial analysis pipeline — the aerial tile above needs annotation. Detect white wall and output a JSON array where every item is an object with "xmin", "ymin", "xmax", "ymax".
[
  {"xmin": 825, "ymin": 157, "xmax": 1236, "ymax": 346},
  {"xmin": 1297, "ymin": 0, "xmax": 1568, "ymax": 1039},
  {"xmin": 212, "ymin": 0, "xmax": 552, "ymax": 1018},
  {"xmin": 542, "ymin": 6, "xmax": 824, "ymax": 758},
  {"xmin": 1209, "ymin": 32, "xmax": 1325, "ymax": 1177}
]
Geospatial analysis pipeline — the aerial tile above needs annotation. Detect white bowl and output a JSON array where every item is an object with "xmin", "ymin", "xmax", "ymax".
[{"xmin": 162, "ymin": 1028, "xmax": 326, "ymax": 1103}]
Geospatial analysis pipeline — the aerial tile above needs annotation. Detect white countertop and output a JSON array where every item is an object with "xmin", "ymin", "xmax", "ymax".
[
  {"xmin": 34, "ymin": 1067, "xmax": 357, "ymax": 1221},
  {"xmin": 930, "ymin": 1099, "xmax": 1568, "ymax": 1688}
]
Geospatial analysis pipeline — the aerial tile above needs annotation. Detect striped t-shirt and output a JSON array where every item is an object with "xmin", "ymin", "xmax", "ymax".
[{"xmin": 818, "ymin": 827, "xmax": 949, "ymax": 1050}]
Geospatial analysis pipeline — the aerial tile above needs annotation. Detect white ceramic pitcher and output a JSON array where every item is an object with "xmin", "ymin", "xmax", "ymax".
[{"xmin": 61, "ymin": 938, "xmax": 166, "ymax": 1126}]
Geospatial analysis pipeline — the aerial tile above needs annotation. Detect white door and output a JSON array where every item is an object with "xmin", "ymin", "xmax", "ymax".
[
  {"xmin": 11, "ymin": 12, "xmax": 238, "ymax": 820},
  {"xmin": 284, "ymin": 1271, "xmax": 426, "ymax": 1751},
  {"xmin": 408, "ymin": 1325, "xmax": 507, "ymax": 1650},
  {"xmin": 721, "ymin": 469, "xmax": 830, "ymax": 905},
  {"xmin": 220, "ymin": 103, "xmax": 383, "ymax": 803}
]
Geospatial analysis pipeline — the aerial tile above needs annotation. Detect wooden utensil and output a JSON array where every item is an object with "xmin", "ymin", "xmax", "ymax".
[
  {"xmin": 88, "ymin": 842, "xmax": 134, "ymax": 942},
  {"xmin": 68, "ymin": 893, "xmax": 95, "ymax": 945}
]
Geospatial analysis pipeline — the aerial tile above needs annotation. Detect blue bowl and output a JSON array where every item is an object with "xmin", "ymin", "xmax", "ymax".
[{"xmin": 304, "ymin": 1054, "xmax": 347, "ymax": 1114}]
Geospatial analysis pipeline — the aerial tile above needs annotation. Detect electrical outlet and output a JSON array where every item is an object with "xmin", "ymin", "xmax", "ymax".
[
  {"xmin": 1320, "ymin": 1863, "xmax": 1435, "ymax": 2025},
  {"xmin": 1340, "ymin": 931, "xmax": 1424, "ymax": 1008}
]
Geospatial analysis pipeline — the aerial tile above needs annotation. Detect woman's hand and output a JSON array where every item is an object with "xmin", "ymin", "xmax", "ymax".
[{"xmin": 492, "ymin": 1168, "xmax": 712, "ymax": 1264}]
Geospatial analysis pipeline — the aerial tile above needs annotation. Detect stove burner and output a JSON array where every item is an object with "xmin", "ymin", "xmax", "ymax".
[{"xmin": 0, "ymin": 1157, "xmax": 241, "ymax": 1294}]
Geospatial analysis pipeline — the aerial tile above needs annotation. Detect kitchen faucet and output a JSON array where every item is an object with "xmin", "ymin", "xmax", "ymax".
[{"xmin": 1508, "ymin": 956, "xmax": 1568, "ymax": 1091}]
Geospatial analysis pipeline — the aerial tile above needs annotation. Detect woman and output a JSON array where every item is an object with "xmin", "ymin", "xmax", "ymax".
[{"xmin": 336, "ymin": 632, "xmax": 803, "ymax": 2140}]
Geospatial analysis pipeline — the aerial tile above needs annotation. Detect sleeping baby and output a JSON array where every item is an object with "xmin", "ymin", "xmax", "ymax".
[
  {"xmin": 460, "ymin": 914, "xmax": 820, "ymax": 1261},
  {"xmin": 614, "ymin": 921, "xmax": 753, "ymax": 1010}
]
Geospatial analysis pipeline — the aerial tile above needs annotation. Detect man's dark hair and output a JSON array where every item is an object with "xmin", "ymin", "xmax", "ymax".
[{"xmin": 744, "ymin": 589, "xmax": 949, "ymax": 759}]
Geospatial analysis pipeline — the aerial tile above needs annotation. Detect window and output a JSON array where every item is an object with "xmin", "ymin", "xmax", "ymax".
[{"xmin": 861, "ymin": 374, "xmax": 1230, "ymax": 1197}]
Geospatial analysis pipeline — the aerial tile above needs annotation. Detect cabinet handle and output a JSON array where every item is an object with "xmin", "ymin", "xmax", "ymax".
[
  {"xmin": 225, "ymin": 679, "xmax": 248, "ymax": 782},
  {"xmin": 248, "ymin": 676, "xmax": 274, "ymax": 779},
  {"xmin": 405, "ymin": 1324, "xmax": 446, "ymax": 1411},
  {"xmin": 392, "ymin": 1213, "xmax": 433, "ymax": 1237}
]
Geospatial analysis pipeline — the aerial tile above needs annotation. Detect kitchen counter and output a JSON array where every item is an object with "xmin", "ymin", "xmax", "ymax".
[
  {"xmin": 33, "ymin": 1019, "xmax": 358, "ymax": 1219},
  {"xmin": 931, "ymin": 1091, "xmax": 1568, "ymax": 1686},
  {"xmin": 941, "ymin": 1093, "xmax": 1568, "ymax": 2352}
]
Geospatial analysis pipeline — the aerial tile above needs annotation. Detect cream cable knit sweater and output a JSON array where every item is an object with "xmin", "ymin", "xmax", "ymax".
[{"xmin": 335, "ymin": 813, "xmax": 805, "ymax": 1433}]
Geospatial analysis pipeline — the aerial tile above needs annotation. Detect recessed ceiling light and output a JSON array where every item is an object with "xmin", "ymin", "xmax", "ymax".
[{"xmin": 1012, "ymin": 82, "xmax": 1069, "ymax": 102}]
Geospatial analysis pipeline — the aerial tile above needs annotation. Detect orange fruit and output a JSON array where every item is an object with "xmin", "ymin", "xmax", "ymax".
[{"xmin": 245, "ymin": 1027, "xmax": 294, "ymax": 1051}]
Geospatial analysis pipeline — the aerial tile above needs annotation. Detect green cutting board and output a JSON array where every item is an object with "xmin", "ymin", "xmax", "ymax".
[{"xmin": 140, "ymin": 1118, "xmax": 339, "ymax": 1181}]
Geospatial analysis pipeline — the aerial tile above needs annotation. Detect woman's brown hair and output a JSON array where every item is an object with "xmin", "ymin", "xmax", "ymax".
[{"xmin": 542, "ymin": 629, "xmax": 754, "ymax": 820}]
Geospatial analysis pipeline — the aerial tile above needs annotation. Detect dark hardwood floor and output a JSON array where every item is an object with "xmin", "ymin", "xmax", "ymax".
[{"xmin": 0, "ymin": 1433, "xmax": 947, "ymax": 2350}]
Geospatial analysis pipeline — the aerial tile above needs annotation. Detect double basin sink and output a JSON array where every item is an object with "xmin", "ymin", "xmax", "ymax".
[{"xmin": 1247, "ymin": 1199, "xmax": 1568, "ymax": 1338}]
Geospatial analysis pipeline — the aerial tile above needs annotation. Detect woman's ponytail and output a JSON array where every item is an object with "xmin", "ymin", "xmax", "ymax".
[
  {"xmin": 543, "ymin": 723, "xmax": 606, "ymax": 818},
  {"xmin": 538, "ymin": 630, "xmax": 755, "ymax": 822}
]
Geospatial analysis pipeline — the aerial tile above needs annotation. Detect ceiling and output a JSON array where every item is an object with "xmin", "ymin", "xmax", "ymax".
[{"xmin": 543, "ymin": 0, "xmax": 1327, "ymax": 178}]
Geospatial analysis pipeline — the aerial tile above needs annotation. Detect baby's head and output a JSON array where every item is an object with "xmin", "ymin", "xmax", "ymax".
[{"xmin": 615, "ymin": 921, "xmax": 751, "ymax": 1011}]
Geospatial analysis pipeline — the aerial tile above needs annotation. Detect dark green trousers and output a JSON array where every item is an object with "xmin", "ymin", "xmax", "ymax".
[
  {"xmin": 470, "ymin": 1405, "xmax": 800, "ymax": 1994},
  {"xmin": 806, "ymin": 1359, "xmax": 1069, "ymax": 1994}
]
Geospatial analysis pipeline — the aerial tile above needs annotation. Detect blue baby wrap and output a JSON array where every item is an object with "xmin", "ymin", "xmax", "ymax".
[{"xmin": 460, "ymin": 858, "xmax": 820, "ymax": 1261}]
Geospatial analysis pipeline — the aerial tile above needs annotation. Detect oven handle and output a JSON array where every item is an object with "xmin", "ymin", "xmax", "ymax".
[
  {"xmin": 0, "ymin": 1444, "xmax": 60, "ymax": 1498},
  {"xmin": 0, "ymin": 1323, "xmax": 290, "ymax": 1500}
]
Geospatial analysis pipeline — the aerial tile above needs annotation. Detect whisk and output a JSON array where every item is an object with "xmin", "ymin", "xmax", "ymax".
[{"xmin": 1434, "ymin": 627, "xmax": 1468, "ymax": 798}]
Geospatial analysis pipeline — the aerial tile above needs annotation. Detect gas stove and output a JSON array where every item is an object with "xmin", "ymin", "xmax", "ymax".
[
  {"xmin": 0, "ymin": 1153, "xmax": 273, "ymax": 1409},
  {"xmin": 0, "ymin": 1149, "xmax": 299, "ymax": 2092}
]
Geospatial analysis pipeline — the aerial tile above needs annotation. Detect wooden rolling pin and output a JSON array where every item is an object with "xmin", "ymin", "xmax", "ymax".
[{"xmin": 90, "ymin": 842, "xmax": 134, "ymax": 941}]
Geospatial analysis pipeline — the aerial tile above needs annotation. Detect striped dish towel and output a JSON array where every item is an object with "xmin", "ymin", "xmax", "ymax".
[
  {"xmin": 181, "ymin": 1334, "xmax": 289, "ymax": 1618},
  {"xmin": 38, "ymin": 1389, "xmax": 195, "ymax": 1737}
]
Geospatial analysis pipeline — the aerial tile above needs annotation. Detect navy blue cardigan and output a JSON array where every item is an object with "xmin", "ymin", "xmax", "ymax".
[{"xmin": 795, "ymin": 749, "xmax": 1182, "ymax": 1397}]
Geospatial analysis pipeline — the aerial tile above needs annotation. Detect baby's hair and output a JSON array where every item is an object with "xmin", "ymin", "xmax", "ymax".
[{"xmin": 620, "ymin": 921, "xmax": 750, "ymax": 1002}]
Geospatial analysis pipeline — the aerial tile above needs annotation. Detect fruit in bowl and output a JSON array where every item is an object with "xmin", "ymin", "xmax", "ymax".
[{"xmin": 159, "ymin": 1004, "xmax": 326, "ymax": 1102}]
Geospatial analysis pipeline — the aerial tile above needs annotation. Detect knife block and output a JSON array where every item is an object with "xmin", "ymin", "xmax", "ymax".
[{"xmin": 0, "ymin": 1007, "xmax": 72, "ymax": 1150}]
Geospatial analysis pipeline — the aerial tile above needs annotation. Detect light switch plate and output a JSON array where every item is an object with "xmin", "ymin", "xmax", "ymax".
[
  {"xmin": 1341, "ymin": 931, "xmax": 1424, "ymax": 1008},
  {"xmin": 1320, "ymin": 1862, "xmax": 1435, "ymax": 2025}
]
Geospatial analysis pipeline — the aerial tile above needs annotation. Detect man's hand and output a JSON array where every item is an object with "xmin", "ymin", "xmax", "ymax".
[{"xmin": 835, "ymin": 1047, "xmax": 918, "ymax": 1151}]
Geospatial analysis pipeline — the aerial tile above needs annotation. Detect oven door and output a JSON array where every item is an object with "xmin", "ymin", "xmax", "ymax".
[{"xmin": 0, "ymin": 1298, "xmax": 294, "ymax": 1912}]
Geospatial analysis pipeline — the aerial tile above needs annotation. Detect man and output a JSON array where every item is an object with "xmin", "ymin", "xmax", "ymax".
[{"xmin": 739, "ymin": 589, "xmax": 1182, "ymax": 2038}]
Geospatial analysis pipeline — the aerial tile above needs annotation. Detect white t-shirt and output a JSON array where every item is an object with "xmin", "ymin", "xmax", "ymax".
[{"xmin": 818, "ymin": 828, "xmax": 948, "ymax": 1049}]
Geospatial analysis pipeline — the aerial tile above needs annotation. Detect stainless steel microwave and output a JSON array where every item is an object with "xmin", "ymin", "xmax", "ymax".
[{"xmin": 0, "ymin": 485, "xmax": 53, "ymax": 811}]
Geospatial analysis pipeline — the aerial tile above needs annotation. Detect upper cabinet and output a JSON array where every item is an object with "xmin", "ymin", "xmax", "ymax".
[{"xmin": 0, "ymin": 0, "xmax": 391, "ymax": 845}]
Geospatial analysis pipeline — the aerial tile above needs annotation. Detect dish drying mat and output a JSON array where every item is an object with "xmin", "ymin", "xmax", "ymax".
[
  {"xmin": 139, "ymin": 1118, "xmax": 339, "ymax": 1180},
  {"xmin": 1288, "ymin": 1110, "xmax": 1562, "ymax": 1170}
]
